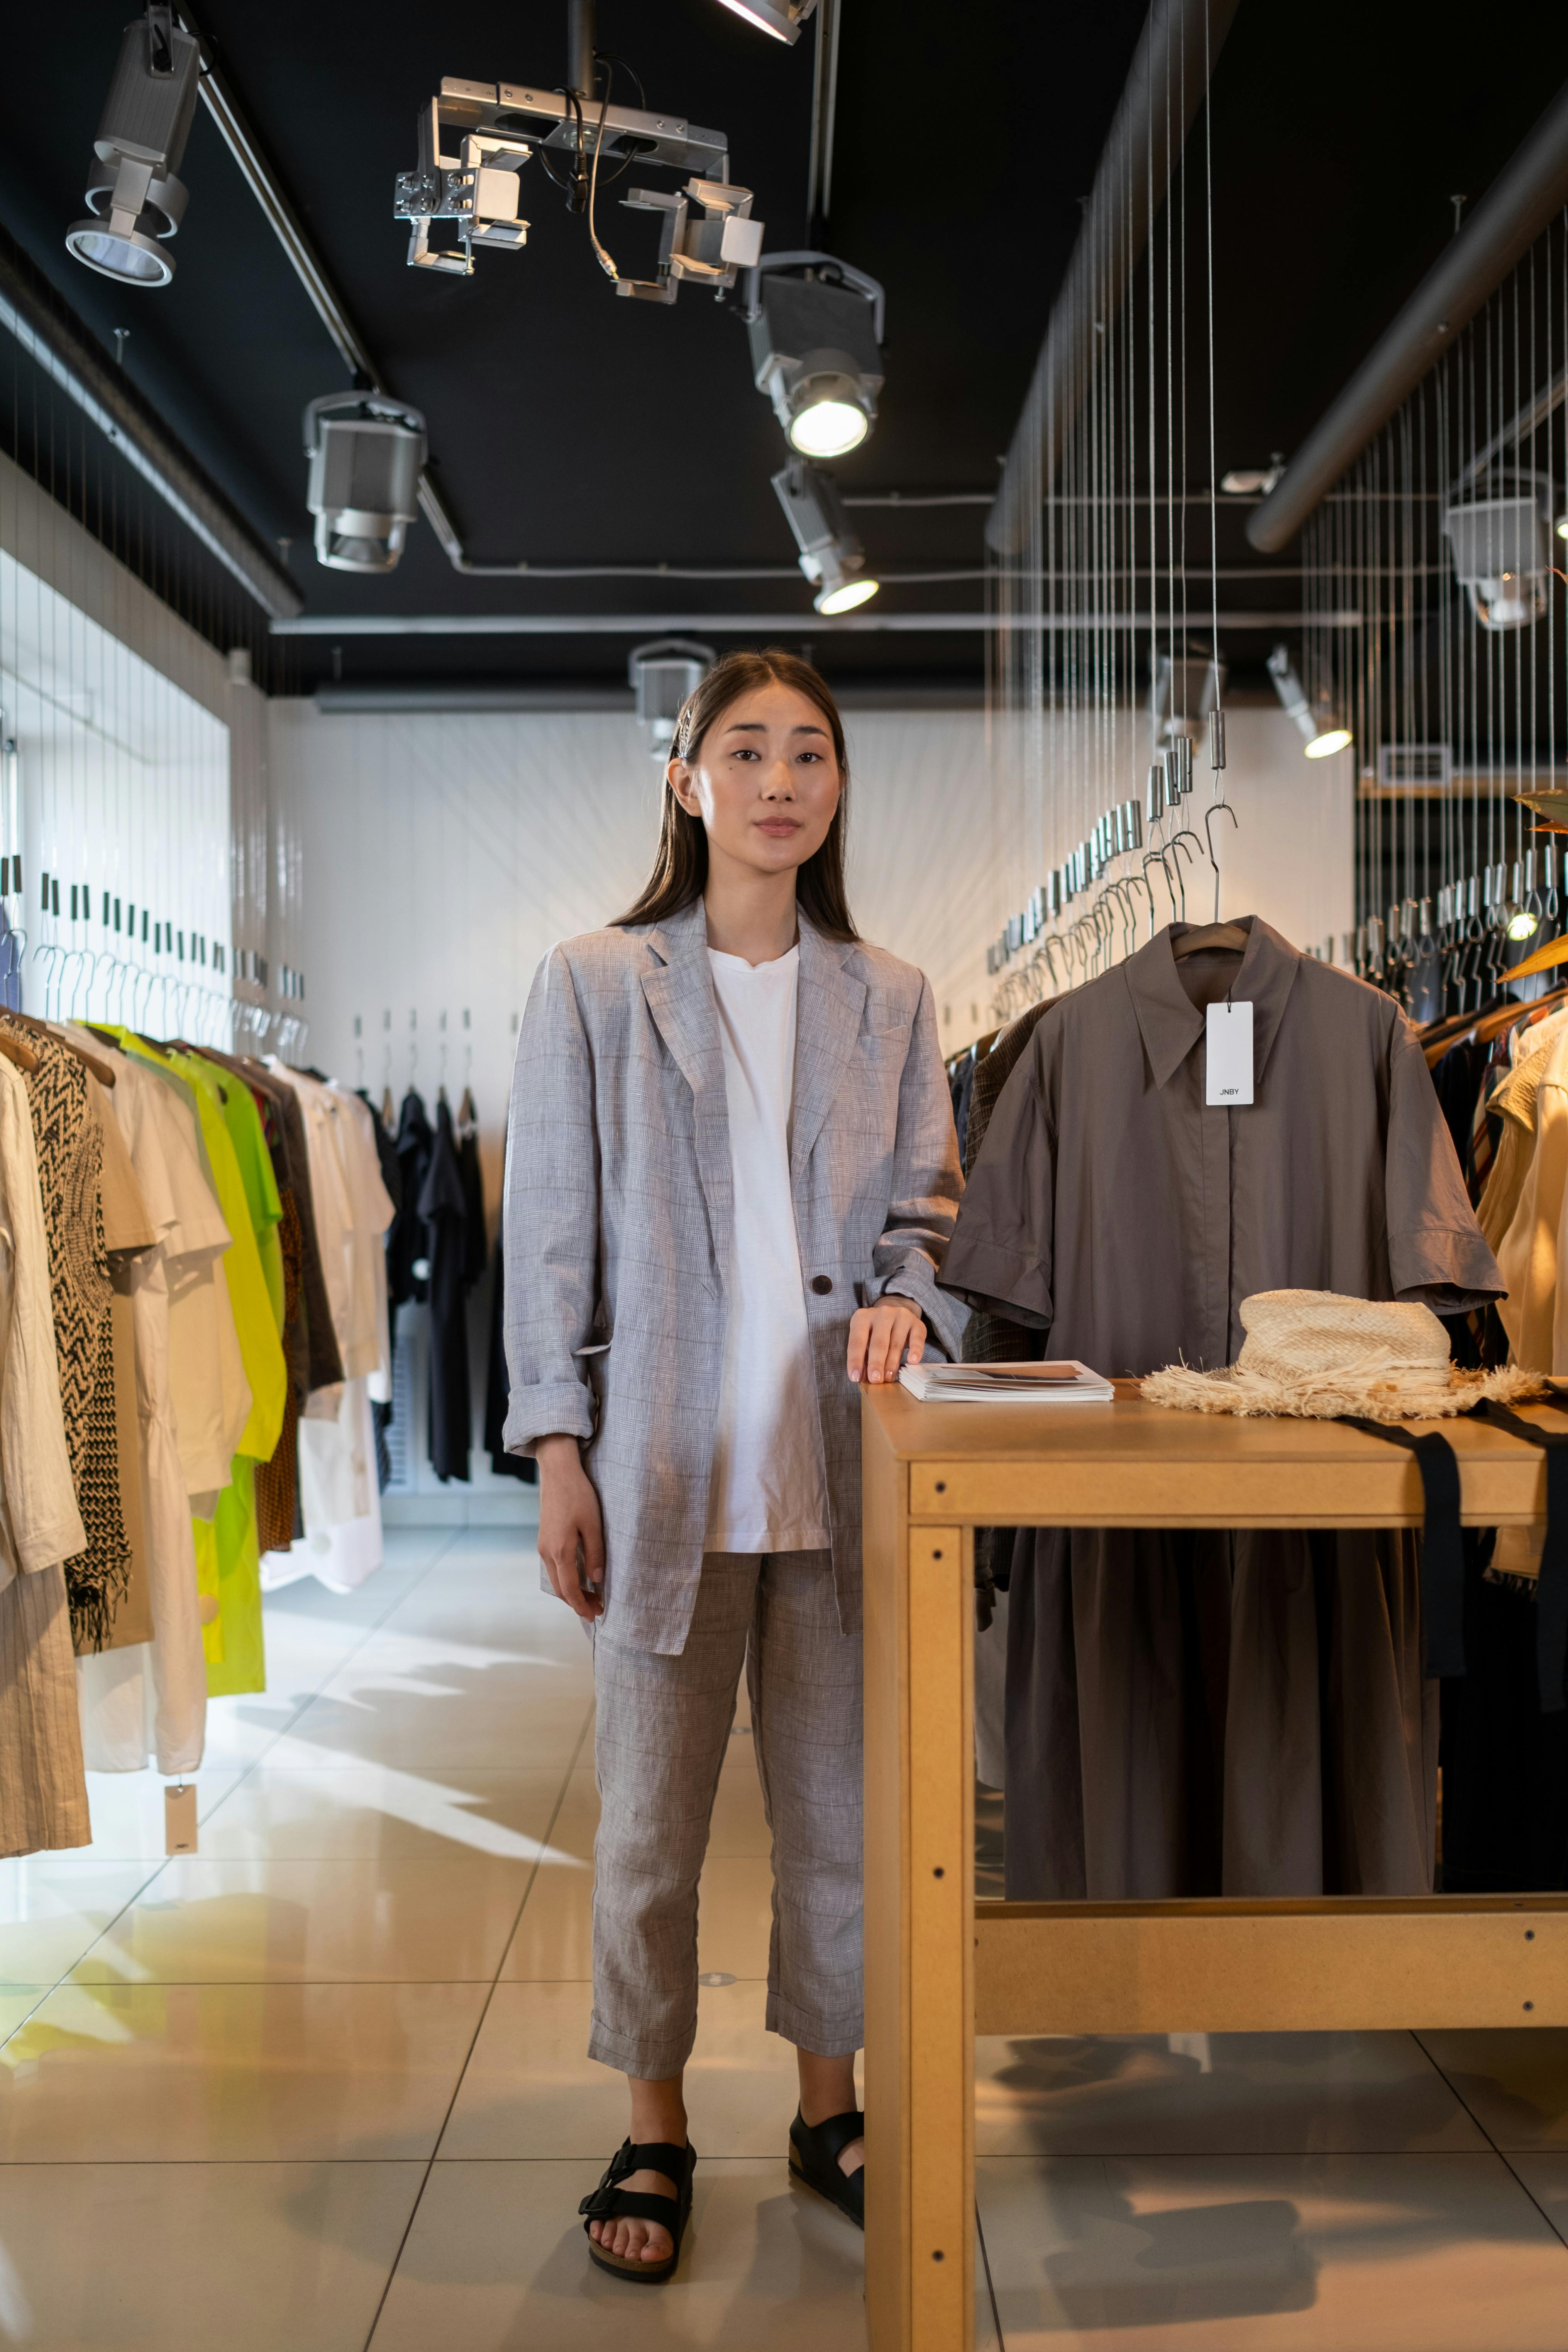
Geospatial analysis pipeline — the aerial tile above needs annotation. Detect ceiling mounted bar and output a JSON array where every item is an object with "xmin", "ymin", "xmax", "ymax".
[
  {"xmin": 273, "ymin": 608, "xmax": 1361, "ymax": 639},
  {"xmin": 176, "ymin": 1, "xmax": 464, "ymax": 563},
  {"xmin": 0, "ymin": 224, "xmax": 303, "ymax": 619},
  {"xmin": 1249, "ymin": 73, "xmax": 1568, "ymax": 552},
  {"xmin": 986, "ymin": 0, "xmax": 1242, "ymax": 557}
]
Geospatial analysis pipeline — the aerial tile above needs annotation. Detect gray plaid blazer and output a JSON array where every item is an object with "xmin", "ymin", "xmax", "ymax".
[{"xmin": 501, "ymin": 896, "xmax": 967, "ymax": 1653}]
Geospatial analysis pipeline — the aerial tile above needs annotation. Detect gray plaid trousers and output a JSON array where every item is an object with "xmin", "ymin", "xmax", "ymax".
[{"xmin": 588, "ymin": 1548, "xmax": 864, "ymax": 2078}]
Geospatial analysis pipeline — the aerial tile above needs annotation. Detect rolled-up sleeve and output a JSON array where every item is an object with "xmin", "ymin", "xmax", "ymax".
[
  {"xmin": 868, "ymin": 977, "xmax": 969, "ymax": 1362},
  {"xmin": 938, "ymin": 1046, "xmax": 1055, "ymax": 1329},
  {"xmin": 1386, "ymin": 1014, "xmax": 1503, "ymax": 1312},
  {"xmin": 501, "ymin": 947, "xmax": 600, "ymax": 1453}
]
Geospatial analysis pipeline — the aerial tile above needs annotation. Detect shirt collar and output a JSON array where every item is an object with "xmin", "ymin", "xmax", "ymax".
[{"xmin": 1123, "ymin": 916, "xmax": 1302, "ymax": 1090}]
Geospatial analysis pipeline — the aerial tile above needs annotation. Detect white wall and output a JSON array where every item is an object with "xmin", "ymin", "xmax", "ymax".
[
  {"xmin": 278, "ymin": 691, "xmax": 1355, "ymax": 1502},
  {"xmin": 281, "ymin": 695, "xmax": 1356, "ymax": 1127}
]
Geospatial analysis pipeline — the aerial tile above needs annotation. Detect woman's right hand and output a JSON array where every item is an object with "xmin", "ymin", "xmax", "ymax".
[{"xmin": 535, "ymin": 1434, "xmax": 606, "ymax": 1621}]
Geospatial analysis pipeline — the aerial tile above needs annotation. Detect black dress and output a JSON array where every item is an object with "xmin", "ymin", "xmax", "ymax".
[{"xmin": 419, "ymin": 1096, "xmax": 471, "ymax": 1483}]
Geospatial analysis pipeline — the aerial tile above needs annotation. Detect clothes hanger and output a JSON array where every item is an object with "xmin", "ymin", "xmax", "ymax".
[
  {"xmin": 7, "ymin": 1008, "xmax": 114, "ymax": 1085},
  {"xmin": 1172, "ymin": 921, "xmax": 1250, "ymax": 959},
  {"xmin": 0, "ymin": 1026, "xmax": 38, "ymax": 1074}
]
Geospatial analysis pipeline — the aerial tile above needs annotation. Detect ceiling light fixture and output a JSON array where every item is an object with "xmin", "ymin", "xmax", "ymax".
[
  {"xmin": 772, "ymin": 458, "xmax": 879, "ymax": 614},
  {"xmin": 303, "ymin": 394, "xmax": 427, "ymax": 574},
  {"xmin": 1508, "ymin": 908, "xmax": 1542, "ymax": 941},
  {"xmin": 743, "ymin": 256, "xmax": 885, "ymax": 457},
  {"xmin": 396, "ymin": 2, "xmax": 763, "ymax": 296},
  {"xmin": 66, "ymin": 5, "xmax": 200, "ymax": 289},
  {"xmin": 1267, "ymin": 644, "xmax": 1353, "ymax": 760},
  {"xmin": 1151, "ymin": 652, "xmax": 1224, "ymax": 743},
  {"xmin": 1218, "ymin": 455, "xmax": 1284, "ymax": 497},
  {"xmin": 713, "ymin": 0, "xmax": 820, "ymax": 40},
  {"xmin": 630, "ymin": 638, "xmax": 714, "ymax": 757},
  {"xmin": 1444, "ymin": 483, "xmax": 1553, "ymax": 630}
]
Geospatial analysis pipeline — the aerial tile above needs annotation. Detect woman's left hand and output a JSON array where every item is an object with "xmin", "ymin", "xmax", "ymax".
[{"xmin": 847, "ymin": 1298, "xmax": 926, "ymax": 1386}]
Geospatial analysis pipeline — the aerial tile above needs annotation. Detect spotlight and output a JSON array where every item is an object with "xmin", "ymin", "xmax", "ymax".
[
  {"xmin": 714, "ymin": 0, "xmax": 820, "ymax": 40},
  {"xmin": 303, "ymin": 394, "xmax": 426, "ymax": 574},
  {"xmin": 1444, "ymin": 488, "xmax": 1552, "ymax": 631},
  {"xmin": 630, "ymin": 638, "xmax": 714, "ymax": 759},
  {"xmin": 747, "ymin": 263, "xmax": 884, "ymax": 458},
  {"xmin": 771, "ymin": 458, "xmax": 879, "ymax": 615},
  {"xmin": 1267, "ymin": 644, "xmax": 1353, "ymax": 760},
  {"xmin": 66, "ymin": 7, "xmax": 200, "ymax": 288},
  {"xmin": 1509, "ymin": 908, "xmax": 1541, "ymax": 942}
]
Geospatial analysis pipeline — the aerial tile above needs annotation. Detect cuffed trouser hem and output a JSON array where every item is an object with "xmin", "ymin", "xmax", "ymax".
[
  {"xmin": 587, "ymin": 2010, "xmax": 697, "ymax": 2081},
  {"xmin": 766, "ymin": 1986, "xmax": 863, "ymax": 2057}
]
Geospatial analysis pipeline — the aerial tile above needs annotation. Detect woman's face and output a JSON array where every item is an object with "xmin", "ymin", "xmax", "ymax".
[{"xmin": 668, "ymin": 681, "xmax": 842, "ymax": 883}]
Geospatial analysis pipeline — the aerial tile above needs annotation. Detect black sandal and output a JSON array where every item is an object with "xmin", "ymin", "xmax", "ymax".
[
  {"xmin": 788, "ymin": 2108, "xmax": 864, "ymax": 2229},
  {"xmin": 579, "ymin": 2138, "xmax": 696, "ymax": 2284}
]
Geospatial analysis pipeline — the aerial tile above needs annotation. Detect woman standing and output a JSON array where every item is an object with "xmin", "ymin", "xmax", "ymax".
[{"xmin": 503, "ymin": 648, "xmax": 965, "ymax": 2282}]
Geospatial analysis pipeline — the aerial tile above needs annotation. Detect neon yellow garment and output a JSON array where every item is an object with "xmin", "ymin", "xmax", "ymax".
[
  {"xmin": 109, "ymin": 1034, "xmax": 287, "ymax": 1699},
  {"xmin": 207, "ymin": 1065, "xmax": 284, "ymax": 1333}
]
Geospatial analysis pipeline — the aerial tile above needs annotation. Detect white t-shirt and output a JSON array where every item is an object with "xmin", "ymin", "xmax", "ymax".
[{"xmin": 704, "ymin": 946, "xmax": 831, "ymax": 1554}]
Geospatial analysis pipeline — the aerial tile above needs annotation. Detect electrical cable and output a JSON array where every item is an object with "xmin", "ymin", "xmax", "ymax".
[{"xmin": 586, "ymin": 57, "xmax": 620, "ymax": 282}]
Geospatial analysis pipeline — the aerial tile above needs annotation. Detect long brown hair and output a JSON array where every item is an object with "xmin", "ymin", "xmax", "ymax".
[{"xmin": 612, "ymin": 647, "xmax": 859, "ymax": 940}]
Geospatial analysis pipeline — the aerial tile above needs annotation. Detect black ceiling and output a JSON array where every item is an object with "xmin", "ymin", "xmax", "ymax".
[{"xmin": 2, "ymin": 0, "xmax": 1568, "ymax": 694}]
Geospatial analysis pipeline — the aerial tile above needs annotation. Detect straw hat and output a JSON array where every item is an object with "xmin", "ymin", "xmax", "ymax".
[{"xmin": 1141, "ymin": 1289, "xmax": 1544, "ymax": 1422}]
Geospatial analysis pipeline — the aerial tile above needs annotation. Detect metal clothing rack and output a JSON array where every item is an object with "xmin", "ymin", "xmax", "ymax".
[{"xmin": 860, "ymin": 1383, "xmax": 1568, "ymax": 2352}]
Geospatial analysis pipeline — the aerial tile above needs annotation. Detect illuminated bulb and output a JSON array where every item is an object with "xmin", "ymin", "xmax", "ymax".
[
  {"xmin": 815, "ymin": 576, "xmax": 879, "ymax": 615},
  {"xmin": 1305, "ymin": 727, "xmax": 1353, "ymax": 760},
  {"xmin": 1508, "ymin": 909, "xmax": 1541, "ymax": 941},
  {"xmin": 1558, "ymin": 516, "xmax": 1568, "ymax": 541},
  {"xmin": 713, "ymin": 0, "xmax": 794, "ymax": 35},
  {"xmin": 787, "ymin": 398, "xmax": 870, "ymax": 458}
]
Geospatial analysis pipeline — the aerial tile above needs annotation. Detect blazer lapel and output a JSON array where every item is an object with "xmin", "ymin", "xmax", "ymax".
[
  {"xmin": 792, "ymin": 917, "xmax": 867, "ymax": 1185},
  {"xmin": 640, "ymin": 901, "xmax": 733, "ymax": 1286}
]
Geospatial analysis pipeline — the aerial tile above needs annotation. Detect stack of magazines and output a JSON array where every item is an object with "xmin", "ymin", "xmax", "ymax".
[{"xmin": 898, "ymin": 1360, "xmax": 1114, "ymax": 1404}]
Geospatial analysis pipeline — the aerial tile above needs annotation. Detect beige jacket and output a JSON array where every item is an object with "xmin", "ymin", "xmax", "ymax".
[{"xmin": 502, "ymin": 898, "xmax": 966, "ymax": 1653}]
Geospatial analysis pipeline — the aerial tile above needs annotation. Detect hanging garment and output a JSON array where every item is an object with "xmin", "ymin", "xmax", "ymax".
[
  {"xmin": 0, "ymin": 1049, "xmax": 91, "ymax": 1856},
  {"xmin": 81, "ymin": 1071, "xmax": 156, "ymax": 1657},
  {"xmin": 420, "ymin": 1095, "xmax": 472, "ymax": 1483},
  {"xmin": 1494, "ymin": 1016, "xmax": 1568, "ymax": 1375},
  {"xmin": 261, "ymin": 1072, "xmax": 393, "ymax": 1594},
  {"xmin": 245, "ymin": 1061, "xmax": 342, "ymax": 1395},
  {"xmin": 484, "ymin": 1233, "xmax": 535, "ymax": 1483},
  {"xmin": 457, "ymin": 1089, "xmax": 487, "ymax": 1288},
  {"xmin": 2, "ymin": 1021, "xmax": 132, "ymax": 1654},
  {"xmin": 70, "ymin": 1045, "xmax": 210, "ymax": 1777},
  {"xmin": 147, "ymin": 1046, "xmax": 286, "ymax": 1698},
  {"xmin": 941, "ymin": 918, "xmax": 1502, "ymax": 1902},
  {"xmin": 390, "ymin": 1090, "xmax": 434, "ymax": 1307}
]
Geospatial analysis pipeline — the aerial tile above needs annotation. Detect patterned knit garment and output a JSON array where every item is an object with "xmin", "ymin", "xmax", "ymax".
[{"xmin": 5, "ymin": 1024, "xmax": 130, "ymax": 1649}]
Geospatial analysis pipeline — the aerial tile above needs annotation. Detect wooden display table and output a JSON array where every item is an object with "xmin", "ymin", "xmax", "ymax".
[{"xmin": 861, "ymin": 1383, "xmax": 1568, "ymax": 2352}]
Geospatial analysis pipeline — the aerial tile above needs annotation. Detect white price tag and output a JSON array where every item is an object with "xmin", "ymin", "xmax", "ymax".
[
  {"xmin": 1205, "ymin": 999, "xmax": 1253, "ymax": 1106},
  {"xmin": 165, "ymin": 1782, "xmax": 198, "ymax": 1854}
]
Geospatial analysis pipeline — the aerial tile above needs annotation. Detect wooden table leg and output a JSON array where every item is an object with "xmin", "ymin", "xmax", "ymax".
[{"xmin": 864, "ymin": 1410, "xmax": 975, "ymax": 2352}]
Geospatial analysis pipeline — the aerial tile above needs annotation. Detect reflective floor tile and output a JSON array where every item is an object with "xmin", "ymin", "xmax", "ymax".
[
  {"xmin": 1417, "ymin": 2030, "xmax": 1568, "ymax": 2149},
  {"xmin": 976, "ymin": 2151, "xmax": 1568, "ymax": 2350},
  {"xmin": 0, "ymin": 1986, "xmax": 45, "ymax": 2045},
  {"xmin": 0, "ymin": 2160, "xmax": 424, "ymax": 2352},
  {"xmin": 281, "ymin": 1671, "xmax": 592, "ymax": 1768},
  {"xmin": 439, "ymin": 1978, "xmax": 818, "ymax": 2160},
  {"xmin": 977, "ymin": 2032, "xmax": 1487, "ymax": 2156},
  {"xmin": 1511, "ymin": 2154, "xmax": 1568, "ymax": 2248},
  {"xmin": 70, "ymin": 1855, "xmax": 531, "ymax": 1983},
  {"xmin": 368, "ymin": 2158, "xmax": 866, "ymax": 2352},
  {"xmin": 197, "ymin": 1766, "xmax": 569, "ymax": 1861},
  {"xmin": 80, "ymin": 1770, "xmax": 244, "ymax": 1859},
  {"xmin": 0, "ymin": 1859, "xmax": 161, "ymax": 1981},
  {"xmin": 0, "ymin": 1979, "xmax": 488, "ymax": 2160}
]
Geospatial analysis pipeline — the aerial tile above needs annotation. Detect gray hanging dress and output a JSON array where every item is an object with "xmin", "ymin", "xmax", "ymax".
[{"xmin": 940, "ymin": 917, "xmax": 1503, "ymax": 1902}]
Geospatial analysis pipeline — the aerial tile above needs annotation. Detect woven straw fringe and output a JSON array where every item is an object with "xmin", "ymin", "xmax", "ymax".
[{"xmin": 1140, "ymin": 1359, "xmax": 1547, "ymax": 1423}]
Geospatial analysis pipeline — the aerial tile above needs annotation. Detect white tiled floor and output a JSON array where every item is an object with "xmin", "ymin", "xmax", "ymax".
[{"xmin": 3, "ymin": 1521, "xmax": 1568, "ymax": 2349}]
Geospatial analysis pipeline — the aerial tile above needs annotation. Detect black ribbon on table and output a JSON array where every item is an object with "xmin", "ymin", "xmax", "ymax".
[{"xmin": 1340, "ymin": 1421, "xmax": 1465, "ymax": 1679}]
